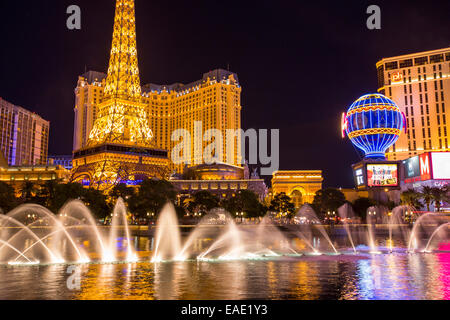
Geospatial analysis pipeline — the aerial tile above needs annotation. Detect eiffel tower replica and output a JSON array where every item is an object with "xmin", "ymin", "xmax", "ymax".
[{"xmin": 72, "ymin": 0, "xmax": 169, "ymax": 190}]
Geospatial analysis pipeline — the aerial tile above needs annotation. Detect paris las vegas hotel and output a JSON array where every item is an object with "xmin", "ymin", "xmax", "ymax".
[{"xmin": 73, "ymin": 69, "xmax": 242, "ymax": 174}]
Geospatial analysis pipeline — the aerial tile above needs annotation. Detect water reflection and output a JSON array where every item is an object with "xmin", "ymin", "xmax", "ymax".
[{"xmin": 0, "ymin": 236, "xmax": 449, "ymax": 300}]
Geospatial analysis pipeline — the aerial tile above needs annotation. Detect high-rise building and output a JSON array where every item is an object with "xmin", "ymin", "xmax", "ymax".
[
  {"xmin": 48, "ymin": 155, "xmax": 73, "ymax": 170},
  {"xmin": 72, "ymin": 0, "xmax": 169, "ymax": 189},
  {"xmin": 0, "ymin": 97, "xmax": 49, "ymax": 166},
  {"xmin": 376, "ymin": 47, "xmax": 450, "ymax": 160},
  {"xmin": 74, "ymin": 69, "xmax": 242, "ymax": 174},
  {"xmin": 73, "ymin": 71, "xmax": 106, "ymax": 151}
]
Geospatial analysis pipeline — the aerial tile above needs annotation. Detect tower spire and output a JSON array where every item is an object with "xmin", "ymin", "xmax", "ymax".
[
  {"xmin": 104, "ymin": 0, "xmax": 141, "ymax": 100},
  {"xmin": 86, "ymin": 0, "xmax": 153, "ymax": 147},
  {"xmin": 72, "ymin": 0, "xmax": 168, "ymax": 191}
]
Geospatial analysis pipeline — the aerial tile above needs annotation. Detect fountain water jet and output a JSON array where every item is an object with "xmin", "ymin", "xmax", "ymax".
[
  {"xmin": 337, "ymin": 203, "xmax": 357, "ymax": 253},
  {"xmin": 423, "ymin": 222, "xmax": 450, "ymax": 253},
  {"xmin": 108, "ymin": 198, "xmax": 138, "ymax": 263},
  {"xmin": 295, "ymin": 204, "xmax": 338, "ymax": 254},
  {"xmin": 152, "ymin": 203, "xmax": 183, "ymax": 262}
]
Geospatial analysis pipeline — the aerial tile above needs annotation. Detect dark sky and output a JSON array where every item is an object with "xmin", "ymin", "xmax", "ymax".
[{"xmin": 0, "ymin": 0, "xmax": 449, "ymax": 188}]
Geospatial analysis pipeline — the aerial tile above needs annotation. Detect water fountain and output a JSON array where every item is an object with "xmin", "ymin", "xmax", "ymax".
[
  {"xmin": 294, "ymin": 204, "xmax": 339, "ymax": 254},
  {"xmin": 366, "ymin": 206, "xmax": 387, "ymax": 254},
  {"xmin": 1, "ymin": 198, "xmax": 449, "ymax": 267},
  {"xmin": 337, "ymin": 203, "xmax": 357, "ymax": 253},
  {"xmin": 388, "ymin": 205, "xmax": 416, "ymax": 252},
  {"xmin": 0, "ymin": 198, "xmax": 137, "ymax": 265}
]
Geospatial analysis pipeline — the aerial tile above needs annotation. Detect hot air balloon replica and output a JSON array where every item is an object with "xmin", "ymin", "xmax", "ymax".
[
  {"xmin": 342, "ymin": 93, "xmax": 407, "ymax": 190},
  {"xmin": 342, "ymin": 93, "xmax": 406, "ymax": 160}
]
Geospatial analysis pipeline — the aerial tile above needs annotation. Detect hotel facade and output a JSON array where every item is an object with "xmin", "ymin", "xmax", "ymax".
[
  {"xmin": 376, "ymin": 47, "xmax": 450, "ymax": 161},
  {"xmin": 0, "ymin": 97, "xmax": 49, "ymax": 166},
  {"xmin": 73, "ymin": 69, "xmax": 242, "ymax": 174}
]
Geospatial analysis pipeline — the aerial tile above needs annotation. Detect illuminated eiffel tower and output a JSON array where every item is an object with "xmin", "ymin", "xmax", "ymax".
[{"xmin": 72, "ymin": 0, "xmax": 169, "ymax": 190}]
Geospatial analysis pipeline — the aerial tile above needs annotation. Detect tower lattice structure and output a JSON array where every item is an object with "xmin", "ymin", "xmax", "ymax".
[{"xmin": 72, "ymin": 0, "xmax": 169, "ymax": 190}]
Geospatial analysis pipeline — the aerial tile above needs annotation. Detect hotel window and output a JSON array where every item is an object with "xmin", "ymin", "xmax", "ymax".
[
  {"xmin": 421, "ymin": 105, "xmax": 424, "ymax": 115},
  {"xmin": 430, "ymin": 54, "xmax": 444, "ymax": 63},
  {"xmin": 414, "ymin": 57, "xmax": 428, "ymax": 65},
  {"xmin": 385, "ymin": 61, "xmax": 398, "ymax": 70}
]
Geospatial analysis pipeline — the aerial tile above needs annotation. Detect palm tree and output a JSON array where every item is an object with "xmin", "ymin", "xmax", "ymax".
[
  {"xmin": 420, "ymin": 186, "xmax": 434, "ymax": 211},
  {"xmin": 400, "ymin": 189, "xmax": 422, "ymax": 208},
  {"xmin": 431, "ymin": 187, "xmax": 447, "ymax": 212}
]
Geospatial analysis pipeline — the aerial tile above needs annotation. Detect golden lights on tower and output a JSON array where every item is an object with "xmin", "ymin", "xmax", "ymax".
[
  {"xmin": 71, "ymin": 0, "xmax": 168, "ymax": 189},
  {"xmin": 87, "ymin": 0, "xmax": 153, "ymax": 148}
]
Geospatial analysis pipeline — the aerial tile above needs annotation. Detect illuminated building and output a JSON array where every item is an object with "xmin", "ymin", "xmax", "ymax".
[
  {"xmin": 72, "ymin": 0, "xmax": 169, "ymax": 189},
  {"xmin": 72, "ymin": 3, "xmax": 242, "ymax": 173},
  {"xmin": 0, "ymin": 153, "xmax": 69, "ymax": 192},
  {"xmin": 0, "ymin": 97, "xmax": 49, "ymax": 166},
  {"xmin": 73, "ymin": 71, "xmax": 107, "ymax": 151},
  {"xmin": 342, "ymin": 93, "xmax": 405, "ymax": 160},
  {"xmin": 48, "ymin": 155, "xmax": 73, "ymax": 170},
  {"xmin": 74, "ymin": 70, "xmax": 242, "ymax": 174},
  {"xmin": 271, "ymin": 171, "xmax": 323, "ymax": 208},
  {"xmin": 170, "ymin": 163, "xmax": 268, "ymax": 201},
  {"xmin": 376, "ymin": 48, "xmax": 450, "ymax": 160}
]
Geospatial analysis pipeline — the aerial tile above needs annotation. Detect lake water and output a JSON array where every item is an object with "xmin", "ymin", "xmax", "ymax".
[{"xmin": 0, "ymin": 232, "xmax": 449, "ymax": 300}]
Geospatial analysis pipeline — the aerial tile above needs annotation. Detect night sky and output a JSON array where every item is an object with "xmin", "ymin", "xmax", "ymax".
[{"xmin": 1, "ymin": 0, "xmax": 449, "ymax": 188}]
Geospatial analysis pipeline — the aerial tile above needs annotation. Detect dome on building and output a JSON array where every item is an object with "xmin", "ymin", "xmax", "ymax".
[
  {"xmin": 183, "ymin": 163, "xmax": 244, "ymax": 180},
  {"xmin": 342, "ymin": 93, "xmax": 406, "ymax": 159}
]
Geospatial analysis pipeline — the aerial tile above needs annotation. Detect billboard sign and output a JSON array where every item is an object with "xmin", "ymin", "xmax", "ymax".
[
  {"xmin": 404, "ymin": 156, "xmax": 420, "ymax": 178},
  {"xmin": 367, "ymin": 164, "xmax": 399, "ymax": 187},
  {"xmin": 431, "ymin": 152, "xmax": 450, "ymax": 180},
  {"xmin": 419, "ymin": 153, "xmax": 432, "ymax": 181},
  {"xmin": 354, "ymin": 167, "xmax": 365, "ymax": 187}
]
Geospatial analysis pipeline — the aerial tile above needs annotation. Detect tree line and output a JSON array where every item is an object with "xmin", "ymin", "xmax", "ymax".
[{"xmin": 0, "ymin": 180, "xmax": 448, "ymax": 221}]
